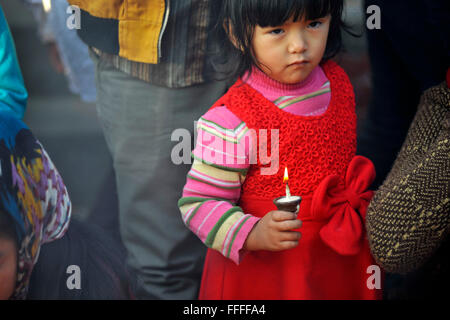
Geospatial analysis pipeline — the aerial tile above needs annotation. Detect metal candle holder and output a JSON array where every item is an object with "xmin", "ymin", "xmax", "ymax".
[{"xmin": 273, "ymin": 195, "xmax": 302, "ymax": 214}]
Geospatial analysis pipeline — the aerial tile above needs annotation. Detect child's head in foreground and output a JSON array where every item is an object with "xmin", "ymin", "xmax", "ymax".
[
  {"xmin": 0, "ymin": 116, "xmax": 71, "ymax": 300},
  {"xmin": 0, "ymin": 211, "xmax": 133, "ymax": 300},
  {"xmin": 0, "ymin": 115, "xmax": 131, "ymax": 300},
  {"xmin": 217, "ymin": 0, "xmax": 347, "ymax": 83}
]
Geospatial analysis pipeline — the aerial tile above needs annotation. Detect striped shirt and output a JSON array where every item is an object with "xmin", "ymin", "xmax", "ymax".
[
  {"xmin": 93, "ymin": 0, "xmax": 219, "ymax": 88},
  {"xmin": 178, "ymin": 66, "xmax": 331, "ymax": 265}
]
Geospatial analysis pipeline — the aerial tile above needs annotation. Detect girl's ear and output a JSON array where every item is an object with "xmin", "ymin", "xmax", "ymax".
[{"xmin": 224, "ymin": 20, "xmax": 244, "ymax": 52}]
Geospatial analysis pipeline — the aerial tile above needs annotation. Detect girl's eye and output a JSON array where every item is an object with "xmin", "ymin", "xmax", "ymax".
[
  {"xmin": 269, "ymin": 28, "xmax": 284, "ymax": 35},
  {"xmin": 308, "ymin": 21, "xmax": 322, "ymax": 29}
]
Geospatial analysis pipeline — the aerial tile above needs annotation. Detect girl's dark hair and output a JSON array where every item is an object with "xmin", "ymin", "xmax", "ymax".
[
  {"xmin": 212, "ymin": 0, "xmax": 351, "ymax": 80},
  {"xmin": 27, "ymin": 218, "xmax": 134, "ymax": 300}
]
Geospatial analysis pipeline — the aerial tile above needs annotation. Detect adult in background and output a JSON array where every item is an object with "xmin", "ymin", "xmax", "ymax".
[
  {"xmin": 67, "ymin": 0, "xmax": 227, "ymax": 299},
  {"xmin": 358, "ymin": 0, "xmax": 449, "ymax": 188},
  {"xmin": 366, "ymin": 73, "xmax": 449, "ymax": 299},
  {"xmin": 21, "ymin": 0, "xmax": 97, "ymax": 103},
  {"xmin": 358, "ymin": 0, "xmax": 449, "ymax": 299}
]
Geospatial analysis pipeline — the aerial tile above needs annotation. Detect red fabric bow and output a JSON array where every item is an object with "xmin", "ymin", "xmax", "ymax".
[{"xmin": 311, "ymin": 156, "xmax": 376, "ymax": 255}]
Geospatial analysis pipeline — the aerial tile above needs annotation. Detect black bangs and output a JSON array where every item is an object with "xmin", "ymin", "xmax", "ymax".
[
  {"xmin": 245, "ymin": 0, "xmax": 335, "ymax": 27},
  {"xmin": 211, "ymin": 0, "xmax": 348, "ymax": 81}
]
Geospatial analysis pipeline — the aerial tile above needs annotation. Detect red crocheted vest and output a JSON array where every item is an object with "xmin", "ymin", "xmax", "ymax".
[{"xmin": 210, "ymin": 60, "xmax": 356, "ymax": 199}]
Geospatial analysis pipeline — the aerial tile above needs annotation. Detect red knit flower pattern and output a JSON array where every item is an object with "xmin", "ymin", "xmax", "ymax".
[{"xmin": 211, "ymin": 60, "xmax": 357, "ymax": 198}]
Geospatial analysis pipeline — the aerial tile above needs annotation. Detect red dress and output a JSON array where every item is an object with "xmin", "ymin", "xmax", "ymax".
[{"xmin": 199, "ymin": 61, "xmax": 382, "ymax": 300}]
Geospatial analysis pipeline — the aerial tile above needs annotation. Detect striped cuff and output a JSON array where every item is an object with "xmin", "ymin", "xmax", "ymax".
[{"xmin": 224, "ymin": 214, "xmax": 260, "ymax": 265}]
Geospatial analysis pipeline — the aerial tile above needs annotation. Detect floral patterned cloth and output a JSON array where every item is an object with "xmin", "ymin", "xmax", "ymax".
[{"xmin": 0, "ymin": 114, "xmax": 71, "ymax": 299}]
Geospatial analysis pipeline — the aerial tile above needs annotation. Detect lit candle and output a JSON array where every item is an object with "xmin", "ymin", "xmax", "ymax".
[
  {"xmin": 283, "ymin": 167, "xmax": 291, "ymax": 199},
  {"xmin": 274, "ymin": 167, "xmax": 301, "ymax": 213}
]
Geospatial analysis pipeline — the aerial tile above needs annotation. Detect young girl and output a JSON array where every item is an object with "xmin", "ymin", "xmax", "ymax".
[{"xmin": 179, "ymin": 0, "xmax": 382, "ymax": 299}]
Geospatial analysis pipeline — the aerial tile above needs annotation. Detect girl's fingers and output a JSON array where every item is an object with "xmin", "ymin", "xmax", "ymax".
[
  {"xmin": 280, "ymin": 231, "xmax": 302, "ymax": 242},
  {"xmin": 267, "ymin": 233, "xmax": 301, "ymax": 251},
  {"xmin": 279, "ymin": 240, "xmax": 299, "ymax": 250},
  {"xmin": 271, "ymin": 210, "xmax": 296, "ymax": 222},
  {"xmin": 277, "ymin": 219, "xmax": 302, "ymax": 231}
]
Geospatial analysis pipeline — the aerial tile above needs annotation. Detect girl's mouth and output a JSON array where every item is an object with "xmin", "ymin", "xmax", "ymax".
[{"xmin": 288, "ymin": 61, "xmax": 309, "ymax": 67}]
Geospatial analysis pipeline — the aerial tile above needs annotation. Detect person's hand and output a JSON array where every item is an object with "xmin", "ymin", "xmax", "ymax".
[
  {"xmin": 46, "ymin": 42, "xmax": 64, "ymax": 74},
  {"xmin": 243, "ymin": 211, "xmax": 302, "ymax": 252}
]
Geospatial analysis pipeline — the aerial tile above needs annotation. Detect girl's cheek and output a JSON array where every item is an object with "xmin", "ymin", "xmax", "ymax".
[
  {"xmin": 0, "ymin": 244, "xmax": 18, "ymax": 300},
  {"xmin": 0, "ymin": 259, "xmax": 17, "ymax": 300}
]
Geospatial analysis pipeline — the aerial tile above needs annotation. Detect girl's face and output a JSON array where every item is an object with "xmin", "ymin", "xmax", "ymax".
[
  {"xmin": 251, "ymin": 14, "xmax": 331, "ymax": 84},
  {"xmin": 0, "ymin": 237, "xmax": 17, "ymax": 300}
]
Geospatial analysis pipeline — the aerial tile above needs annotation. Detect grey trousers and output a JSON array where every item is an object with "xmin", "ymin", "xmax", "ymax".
[{"xmin": 91, "ymin": 53, "xmax": 227, "ymax": 299}]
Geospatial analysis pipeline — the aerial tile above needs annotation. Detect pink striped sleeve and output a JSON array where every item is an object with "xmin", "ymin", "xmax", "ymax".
[
  {"xmin": 192, "ymin": 106, "xmax": 254, "ymax": 171},
  {"xmin": 178, "ymin": 106, "xmax": 260, "ymax": 265}
]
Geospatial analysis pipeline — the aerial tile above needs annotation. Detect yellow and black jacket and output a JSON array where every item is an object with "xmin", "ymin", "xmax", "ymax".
[
  {"xmin": 69, "ymin": 0, "xmax": 168, "ymax": 64},
  {"xmin": 68, "ymin": 0, "xmax": 220, "ymax": 87}
]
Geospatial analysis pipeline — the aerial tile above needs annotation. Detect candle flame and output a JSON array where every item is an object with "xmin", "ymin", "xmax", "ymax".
[{"xmin": 283, "ymin": 167, "xmax": 289, "ymax": 183}]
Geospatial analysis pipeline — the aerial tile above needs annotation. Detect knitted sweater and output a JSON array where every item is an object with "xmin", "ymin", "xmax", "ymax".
[
  {"xmin": 178, "ymin": 65, "xmax": 331, "ymax": 264},
  {"xmin": 366, "ymin": 81, "xmax": 450, "ymax": 274}
]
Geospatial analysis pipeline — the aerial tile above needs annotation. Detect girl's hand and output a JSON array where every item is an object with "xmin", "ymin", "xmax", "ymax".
[{"xmin": 243, "ymin": 211, "xmax": 302, "ymax": 252}]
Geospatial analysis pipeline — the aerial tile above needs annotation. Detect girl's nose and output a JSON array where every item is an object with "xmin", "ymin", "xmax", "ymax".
[{"xmin": 288, "ymin": 35, "xmax": 307, "ymax": 54}]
